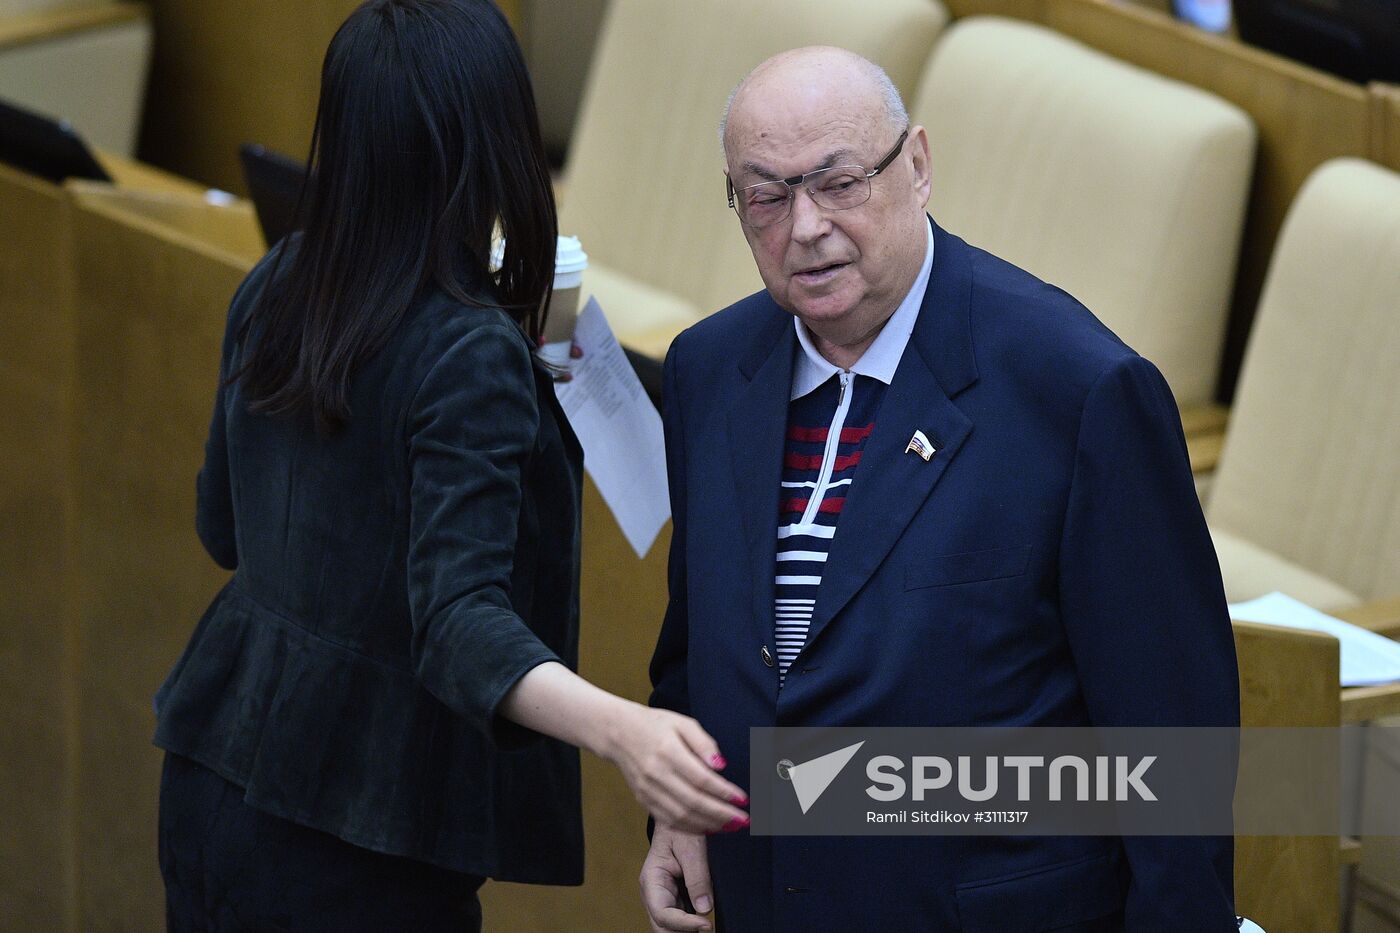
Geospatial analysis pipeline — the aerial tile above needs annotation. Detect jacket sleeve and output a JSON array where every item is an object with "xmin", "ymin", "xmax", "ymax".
[
  {"xmin": 1058, "ymin": 354, "xmax": 1239, "ymax": 932},
  {"xmin": 405, "ymin": 323, "xmax": 560, "ymax": 745},
  {"xmin": 648, "ymin": 336, "xmax": 691, "ymax": 716}
]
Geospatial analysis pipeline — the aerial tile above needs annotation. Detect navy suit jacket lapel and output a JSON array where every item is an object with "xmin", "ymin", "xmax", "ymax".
[
  {"xmin": 804, "ymin": 220, "xmax": 980, "ymax": 650},
  {"xmin": 726, "ymin": 310, "xmax": 796, "ymax": 651}
]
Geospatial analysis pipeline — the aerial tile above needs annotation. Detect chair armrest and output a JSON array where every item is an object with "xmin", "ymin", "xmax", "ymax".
[
  {"xmin": 1180, "ymin": 403, "xmax": 1228, "ymax": 475},
  {"xmin": 1341, "ymin": 683, "xmax": 1400, "ymax": 723},
  {"xmin": 1332, "ymin": 598, "xmax": 1400, "ymax": 640},
  {"xmin": 1333, "ymin": 599, "xmax": 1400, "ymax": 722},
  {"xmin": 1179, "ymin": 402, "xmax": 1230, "ymax": 436},
  {"xmin": 1187, "ymin": 430, "xmax": 1224, "ymax": 475}
]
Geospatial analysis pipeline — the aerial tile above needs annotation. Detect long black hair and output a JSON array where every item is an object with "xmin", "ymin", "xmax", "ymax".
[{"xmin": 234, "ymin": 0, "xmax": 556, "ymax": 432}]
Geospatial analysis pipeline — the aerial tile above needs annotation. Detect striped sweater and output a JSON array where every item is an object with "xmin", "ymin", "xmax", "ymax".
[{"xmin": 774, "ymin": 371, "xmax": 888, "ymax": 684}]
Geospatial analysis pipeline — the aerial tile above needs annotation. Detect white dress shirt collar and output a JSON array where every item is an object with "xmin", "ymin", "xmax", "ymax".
[{"xmin": 790, "ymin": 221, "xmax": 935, "ymax": 401}]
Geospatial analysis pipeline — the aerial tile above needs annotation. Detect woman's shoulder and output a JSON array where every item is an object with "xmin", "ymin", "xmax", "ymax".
[{"xmin": 396, "ymin": 291, "xmax": 536, "ymax": 402}]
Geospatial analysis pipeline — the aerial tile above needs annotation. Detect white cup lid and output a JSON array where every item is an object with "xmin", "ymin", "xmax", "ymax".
[
  {"xmin": 489, "ymin": 235, "xmax": 588, "ymax": 274},
  {"xmin": 554, "ymin": 235, "xmax": 588, "ymax": 275}
]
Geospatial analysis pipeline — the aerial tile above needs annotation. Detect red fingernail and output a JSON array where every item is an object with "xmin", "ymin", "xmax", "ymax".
[
  {"xmin": 721, "ymin": 816, "xmax": 749, "ymax": 833},
  {"xmin": 730, "ymin": 794, "xmax": 749, "ymax": 806},
  {"xmin": 710, "ymin": 755, "xmax": 727, "ymax": 770}
]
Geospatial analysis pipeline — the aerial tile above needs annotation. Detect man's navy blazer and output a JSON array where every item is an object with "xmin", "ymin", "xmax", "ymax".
[{"xmin": 650, "ymin": 220, "xmax": 1239, "ymax": 932}]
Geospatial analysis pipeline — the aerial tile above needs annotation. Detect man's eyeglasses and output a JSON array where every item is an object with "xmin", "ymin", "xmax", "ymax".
[{"xmin": 726, "ymin": 128, "xmax": 909, "ymax": 230}]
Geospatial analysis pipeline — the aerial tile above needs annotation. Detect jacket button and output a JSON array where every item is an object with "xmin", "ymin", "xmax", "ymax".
[{"xmin": 761, "ymin": 645, "xmax": 775, "ymax": 667}]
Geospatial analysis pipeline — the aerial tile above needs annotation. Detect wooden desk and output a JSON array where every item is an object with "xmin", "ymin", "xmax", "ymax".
[
  {"xmin": 0, "ymin": 159, "xmax": 81, "ymax": 933},
  {"xmin": 1334, "ymin": 600, "xmax": 1400, "ymax": 722},
  {"xmin": 95, "ymin": 149, "xmax": 208, "ymax": 197},
  {"xmin": 0, "ymin": 2, "xmax": 145, "ymax": 50},
  {"xmin": 1233, "ymin": 619, "xmax": 1341, "ymax": 932},
  {"xmin": 66, "ymin": 182, "xmax": 265, "ymax": 261},
  {"xmin": 1370, "ymin": 83, "xmax": 1400, "ymax": 172},
  {"xmin": 66, "ymin": 185, "xmax": 254, "ymax": 931},
  {"xmin": 0, "ymin": 159, "xmax": 257, "ymax": 930}
]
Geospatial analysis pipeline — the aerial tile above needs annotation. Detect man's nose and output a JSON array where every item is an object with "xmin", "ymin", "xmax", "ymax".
[{"xmin": 789, "ymin": 186, "xmax": 829, "ymax": 244}]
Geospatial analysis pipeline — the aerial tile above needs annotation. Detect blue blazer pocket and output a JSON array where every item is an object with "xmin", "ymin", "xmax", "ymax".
[
  {"xmin": 904, "ymin": 545, "xmax": 1032, "ymax": 590},
  {"xmin": 954, "ymin": 850, "xmax": 1124, "ymax": 932}
]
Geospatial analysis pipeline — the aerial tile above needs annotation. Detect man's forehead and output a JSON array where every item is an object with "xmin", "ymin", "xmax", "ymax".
[{"xmin": 727, "ymin": 115, "xmax": 877, "ymax": 181}]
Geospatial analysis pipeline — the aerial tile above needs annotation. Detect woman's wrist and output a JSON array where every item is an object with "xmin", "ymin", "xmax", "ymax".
[{"xmin": 587, "ymin": 693, "xmax": 641, "ymax": 764}]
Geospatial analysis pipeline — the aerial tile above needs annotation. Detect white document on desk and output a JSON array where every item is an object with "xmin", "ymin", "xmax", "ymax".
[
  {"xmin": 549, "ymin": 296, "xmax": 669, "ymax": 559},
  {"xmin": 1228, "ymin": 591, "xmax": 1400, "ymax": 687}
]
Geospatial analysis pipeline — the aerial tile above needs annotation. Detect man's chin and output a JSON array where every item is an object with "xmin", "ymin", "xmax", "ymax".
[{"xmin": 789, "ymin": 297, "xmax": 859, "ymax": 330}]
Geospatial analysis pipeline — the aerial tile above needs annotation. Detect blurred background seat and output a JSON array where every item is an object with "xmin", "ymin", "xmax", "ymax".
[
  {"xmin": 0, "ymin": 1, "xmax": 151, "ymax": 156},
  {"xmin": 911, "ymin": 16, "xmax": 1255, "ymax": 412},
  {"xmin": 1205, "ymin": 157, "xmax": 1400, "ymax": 612}
]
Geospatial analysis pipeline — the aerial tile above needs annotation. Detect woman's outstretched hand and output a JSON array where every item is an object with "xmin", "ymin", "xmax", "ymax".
[
  {"xmin": 601, "ymin": 703, "xmax": 749, "ymax": 835},
  {"xmin": 499, "ymin": 662, "xmax": 748, "ymax": 834}
]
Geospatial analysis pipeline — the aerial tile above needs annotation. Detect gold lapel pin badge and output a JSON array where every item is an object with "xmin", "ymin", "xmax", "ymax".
[{"xmin": 905, "ymin": 430, "xmax": 936, "ymax": 461}]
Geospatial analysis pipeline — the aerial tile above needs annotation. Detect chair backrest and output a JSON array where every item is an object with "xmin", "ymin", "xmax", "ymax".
[
  {"xmin": 1207, "ymin": 158, "xmax": 1400, "ymax": 601},
  {"xmin": 910, "ymin": 16, "xmax": 1255, "ymax": 406},
  {"xmin": 560, "ymin": 0, "xmax": 949, "ymax": 317},
  {"xmin": 0, "ymin": 5, "xmax": 153, "ymax": 156}
]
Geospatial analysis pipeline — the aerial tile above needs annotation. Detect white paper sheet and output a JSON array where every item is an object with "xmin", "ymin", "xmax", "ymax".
[
  {"xmin": 1228, "ymin": 592, "xmax": 1400, "ymax": 687},
  {"xmin": 548, "ymin": 296, "xmax": 669, "ymax": 558}
]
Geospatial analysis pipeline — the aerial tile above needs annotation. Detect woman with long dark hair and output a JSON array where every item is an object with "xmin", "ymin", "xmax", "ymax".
[{"xmin": 152, "ymin": 2, "xmax": 746, "ymax": 928}]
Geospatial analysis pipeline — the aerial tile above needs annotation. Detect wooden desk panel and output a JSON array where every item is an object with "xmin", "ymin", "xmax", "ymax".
[
  {"xmin": 1371, "ymin": 83, "xmax": 1400, "ymax": 173},
  {"xmin": 1233, "ymin": 620, "xmax": 1341, "ymax": 933},
  {"xmin": 0, "ymin": 161, "xmax": 81, "ymax": 933},
  {"xmin": 137, "ymin": 0, "xmax": 525, "ymax": 194},
  {"xmin": 96, "ymin": 148, "xmax": 208, "ymax": 196},
  {"xmin": 68, "ymin": 191, "xmax": 251, "ymax": 930},
  {"xmin": 139, "ymin": 0, "xmax": 359, "ymax": 192}
]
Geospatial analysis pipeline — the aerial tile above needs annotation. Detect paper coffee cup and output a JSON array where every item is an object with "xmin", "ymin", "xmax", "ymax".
[{"xmin": 544, "ymin": 235, "xmax": 587, "ymax": 344}]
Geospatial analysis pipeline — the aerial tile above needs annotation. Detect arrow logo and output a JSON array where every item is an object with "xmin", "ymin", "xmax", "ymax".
[{"xmin": 788, "ymin": 741, "xmax": 865, "ymax": 814}]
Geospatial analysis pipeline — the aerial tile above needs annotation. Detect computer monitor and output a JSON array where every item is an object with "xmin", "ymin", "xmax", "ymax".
[
  {"xmin": 238, "ymin": 142, "xmax": 309, "ymax": 247},
  {"xmin": 1233, "ymin": 0, "xmax": 1400, "ymax": 84},
  {"xmin": 0, "ymin": 98, "xmax": 112, "ymax": 184}
]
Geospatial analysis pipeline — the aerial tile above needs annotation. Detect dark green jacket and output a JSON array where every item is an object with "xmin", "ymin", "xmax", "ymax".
[{"xmin": 154, "ymin": 246, "xmax": 584, "ymax": 883}]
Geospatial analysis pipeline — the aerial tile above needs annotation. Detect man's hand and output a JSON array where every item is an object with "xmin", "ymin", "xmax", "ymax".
[{"xmin": 641, "ymin": 824, "xmax": 714, "ymax": 932}]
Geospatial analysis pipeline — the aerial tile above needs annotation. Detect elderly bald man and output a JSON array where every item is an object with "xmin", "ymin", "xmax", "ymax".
[{"xmin": 642, "ymin": 47, "xmax": 1239, "ymax": 932}]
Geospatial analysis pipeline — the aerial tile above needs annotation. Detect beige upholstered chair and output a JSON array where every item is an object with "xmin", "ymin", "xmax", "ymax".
[
  {"xmin": 1207, "ymin": 158, "xmax": 1400, "ymax": 933},
  {"xmin": 559, "ymin": 0, "xmax": 950, "ymax": 358},
  {"xmin": 0, "ymin": 3, "xmax": 152, "ymax": 156},
  {"xmin": 1206, "ymin": 158, "xmax": 1400, "ymax": 611},
  {"xmin": 910, "ymin": 16, "xmax": 1255, "ymax": 408}
]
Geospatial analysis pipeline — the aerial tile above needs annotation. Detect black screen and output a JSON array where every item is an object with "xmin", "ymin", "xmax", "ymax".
[{"xmin": 0, "ymin": 98, "xmax": 111, "ymax": 184}]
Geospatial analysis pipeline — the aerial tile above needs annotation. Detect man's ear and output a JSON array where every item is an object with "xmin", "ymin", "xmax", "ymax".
[{"xmin": 907, "ymin": 125, "xmax": 932, "ymax": 209}]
